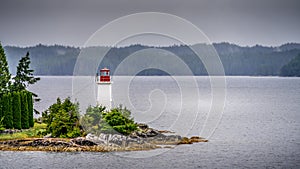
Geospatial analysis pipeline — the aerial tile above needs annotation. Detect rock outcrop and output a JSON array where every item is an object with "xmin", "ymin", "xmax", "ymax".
[
  {"xmin": 0, "ymin": 123, "xmax": 208, "ymax": 152},
  {"xmin": 85, "ymin": 124, "xmax": 207, "ymax": 147},
  {"xmin": 0, "ymin": 129, "xmax": 22, "ymax": 134}
]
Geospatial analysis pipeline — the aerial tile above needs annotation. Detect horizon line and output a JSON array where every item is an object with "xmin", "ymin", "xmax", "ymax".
[{"xmin": 3, "ymin": 41, "xmax": 300, "ymax": 49}]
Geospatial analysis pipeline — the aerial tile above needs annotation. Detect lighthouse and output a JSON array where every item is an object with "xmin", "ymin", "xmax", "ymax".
[{"xmin": 96, "ymin": 68, "xmax": 112, "ymax": 110}]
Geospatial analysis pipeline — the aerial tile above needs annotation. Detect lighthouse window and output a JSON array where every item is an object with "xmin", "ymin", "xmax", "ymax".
[{"xmin": 101, "ymin": 71, "xmax": 109, "ymax": 76}]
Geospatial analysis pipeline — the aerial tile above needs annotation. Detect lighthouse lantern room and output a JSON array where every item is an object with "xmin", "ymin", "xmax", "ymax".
[{"xmin": 96, "ymin": 68, "xmax": 112, "ymax": 110}]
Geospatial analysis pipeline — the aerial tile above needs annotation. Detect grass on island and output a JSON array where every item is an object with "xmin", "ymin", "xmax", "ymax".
[{"xmin": 0, "ymin": 123, "xmax": 47, "ymax": 141}]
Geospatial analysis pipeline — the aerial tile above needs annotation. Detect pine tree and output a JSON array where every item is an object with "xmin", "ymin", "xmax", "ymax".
[
  {"xmin": 27, "ymin": 91, "xmax": 34, "ymax": 127},
  {"xmin": 12, "ymin": 52, "xmax": 40, "ymax": 91},
  {"xmin": 3, "ymin": 93, "xmax": 13, "ymax": 129},
  {"xmin": 0, "ymin": 94, "xmax": 4, "ymax": 125},
  {"xmin": 0, "ymin": 42, "xmax": 11, "ymax": 94},
  {"xmin": 12, "ymin": 92, "xmax": 22, "ymax": 129},
  {"xmin": 21, "ymin": 91, "xmax": 29, "ymax": 129},
  {"xmin": 0, "ymin": 96, "xmax": 3, "ymax": 120}
]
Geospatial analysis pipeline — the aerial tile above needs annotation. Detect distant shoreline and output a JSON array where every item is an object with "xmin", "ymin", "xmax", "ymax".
[{"xmin": 5, "ymin": 43, "xmax": 300, "ymax": 76}]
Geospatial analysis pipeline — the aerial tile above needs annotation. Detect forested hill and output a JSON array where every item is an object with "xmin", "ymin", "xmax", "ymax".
[
  {"xmin": 4, "ymin": 43, "xmax": 300, "ymax": 76},
  {"xmin": 280, "ymin": 54, "xmax": 300, "ymax": 77}
]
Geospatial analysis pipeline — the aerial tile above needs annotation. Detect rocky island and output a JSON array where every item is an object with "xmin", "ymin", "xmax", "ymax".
[{"xmin": 0, "ymin": 123, "xmax": 207, "ymax": 152}]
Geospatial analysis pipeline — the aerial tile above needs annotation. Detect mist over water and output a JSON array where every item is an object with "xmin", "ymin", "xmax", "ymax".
[{"xmin": 3, "ymin": 76, "xmax": 298, "ymax": 168}]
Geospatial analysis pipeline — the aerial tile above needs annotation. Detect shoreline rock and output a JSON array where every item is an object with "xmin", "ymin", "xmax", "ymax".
[
  {"xmin": 0, "ymin": 137, "xmax": 160, "ymax": 152},
  {"xmin": 0, "ymin": 129, "xmax": 22, "ymax": 134},
  {"xmin": 0, "ymin": 124, "xmax": 208, "ymax": 152},
  {"xmin": 0, "ymin": 134, "xmax": 208, "ymax": 152}
]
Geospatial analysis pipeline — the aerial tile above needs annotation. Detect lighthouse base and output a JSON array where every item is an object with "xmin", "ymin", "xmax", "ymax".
[{"xmin": 97, "ymin": 82, "xmax": 112, "ymax": 110}]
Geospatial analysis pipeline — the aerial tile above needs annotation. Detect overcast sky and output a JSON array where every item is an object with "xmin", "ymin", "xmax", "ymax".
[{"xmin": 0, "ymin": 0, "xmax": 299, "ymax": 47}]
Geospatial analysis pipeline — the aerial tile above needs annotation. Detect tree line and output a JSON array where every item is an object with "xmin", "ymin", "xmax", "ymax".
[
  {"xmin": 0, "ymin": 42, "xmax": 39, "ymax": 130},
  {"xmin": 3, "ymin": 43, "xmax": 300, "ymax": 76}
]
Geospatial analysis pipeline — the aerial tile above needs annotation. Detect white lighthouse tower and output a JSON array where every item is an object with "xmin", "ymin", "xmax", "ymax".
[{"xmin": 96, "ymin": 68, "xmax": 112, "ymax": 110}]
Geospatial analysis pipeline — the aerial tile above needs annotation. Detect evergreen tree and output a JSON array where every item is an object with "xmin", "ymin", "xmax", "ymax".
[
  {"xmin": 27, "ymin": 91, "xmax": 34, "ymax": 127},
  {"xmin": 1, "ymin": 94, "xmax": 8, "ymax": 128},
  {"xmin": 43, "ymin": 97, "xmax": 81, "ymax": 138},
  {"xmin": 0, "ymin": 96, "xmax": 2, "ymax": 120},
  {"xmin": 0, "ymin": 42, "xmax": 11, "ymax": 94},
  {"xmin": 3, "ymin": 93, "xmax": 13, "ymax": 129},
  {"xmin": 12, "ymin": 92, "xmax": 22, "ymax": 129},
  {"xmin": 12, "ymin": 52, "xmax": 40, "ymax": 91},
  {"xmin": 21, "ymin": 91, "xmax": 29, "ymax": 129}
]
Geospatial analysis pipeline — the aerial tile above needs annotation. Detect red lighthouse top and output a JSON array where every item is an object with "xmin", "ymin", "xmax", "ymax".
[{"xmin": 99, "ymin": 68, "xmax": 110, "ymax": 83}]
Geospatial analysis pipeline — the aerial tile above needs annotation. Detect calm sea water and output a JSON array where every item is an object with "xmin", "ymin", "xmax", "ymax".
[{"xmin": 1, "ymin": 76, "xmax": 299, "ymax": 168}]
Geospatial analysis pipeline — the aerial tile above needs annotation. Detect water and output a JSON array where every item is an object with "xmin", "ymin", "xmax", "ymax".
[{"xmin": 1, "ymin": 76, "xmax": 300, "ymax": 168}]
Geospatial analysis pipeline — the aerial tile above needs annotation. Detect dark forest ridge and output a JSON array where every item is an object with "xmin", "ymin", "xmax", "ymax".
[
  {"xmin": 4, "ymin": 42, "xmax": 300, "ymax": 76},
  {"xmin": 5, "ymin": 42, "xmax": 300, "ymax": 49}
]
